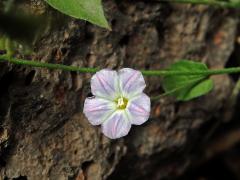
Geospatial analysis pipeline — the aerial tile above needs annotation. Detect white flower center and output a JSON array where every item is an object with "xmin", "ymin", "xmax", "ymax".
[{"xmin": 115, "ymin": 97, "xmax": 128, "ymax": 109}]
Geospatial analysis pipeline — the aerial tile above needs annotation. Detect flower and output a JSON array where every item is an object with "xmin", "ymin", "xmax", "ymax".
[{"xmin": 83, "ymin": 68, "xmax": 151, "ymax": 139}]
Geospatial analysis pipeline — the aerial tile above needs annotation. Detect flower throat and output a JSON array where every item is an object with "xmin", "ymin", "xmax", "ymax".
[{"xmin": 116, "ymin": 97, "xmax": 128, "ymax": 109}]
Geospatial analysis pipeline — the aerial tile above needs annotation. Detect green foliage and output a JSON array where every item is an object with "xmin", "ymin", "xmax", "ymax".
[
  {"xmin": 0, "ymin": 10, "xmax": 50, "ymax": 56},
  {"xmin": 45, "ymin": 0, "xmax": 110, "ymax": 29},
  {"xmin": 0, "ymin": 35, "xmax": 32, "ymax": 56},
  {"xmin": 163, "ymin": 60, "xmax": 214, "ymax": 101},
  {"xmin": 0, "ymin": 11, "xmax": 46, "ymax": 44}
]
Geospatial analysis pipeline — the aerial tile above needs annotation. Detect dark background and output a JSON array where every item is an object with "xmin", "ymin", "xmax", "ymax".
[{"xmin": 0, "ymin": 0, "xmax": 240, "ymax": 179}]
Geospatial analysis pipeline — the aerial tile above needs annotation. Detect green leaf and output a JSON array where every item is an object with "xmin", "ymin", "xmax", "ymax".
[
  {"xmin": 163, "ymin": 60, "xmax": 214, "ymax": 101},
  {"xmin": 45, "ymin": 0, "xmax": 110, "ymax": 29}
]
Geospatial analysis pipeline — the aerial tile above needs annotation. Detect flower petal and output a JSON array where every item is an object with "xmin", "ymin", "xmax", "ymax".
[
  {"xmin": 102, "ymin": 111, "xmax": 131, "ymax": 139},
  {"xmin": 83, "ymin": 97, "xmax": 116, "ymax": 125},
  {"xmin": 91, "ymin": 69, "xmax": 119, "ymax": 100},
  {"xmin": 127, "ymin": 93, "xmax": 151, "ymax": 125},
  {"xmin": 118, "ymin": 68, "xmax": 146, "ymax": 98}
]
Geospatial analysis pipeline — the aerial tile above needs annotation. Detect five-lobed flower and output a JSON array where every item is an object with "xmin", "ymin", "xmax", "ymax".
[{"xmin": 83, "ymin": 68, "xmax": 151, "ymax": 139}]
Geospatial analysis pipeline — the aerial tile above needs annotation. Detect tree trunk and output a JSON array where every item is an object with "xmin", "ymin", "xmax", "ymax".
[{"xmin": 0, "ymin": 0, "xmax": 239, "ymax": 179}]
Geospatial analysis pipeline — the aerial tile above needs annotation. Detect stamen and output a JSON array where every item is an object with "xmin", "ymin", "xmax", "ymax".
[{"xmin": 115, "ymin": 97, "xmax": 128, "ymax": 109}]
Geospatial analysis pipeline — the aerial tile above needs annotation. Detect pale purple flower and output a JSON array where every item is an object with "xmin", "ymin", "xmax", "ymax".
[{"xmin": 83, "ymin": 68, "xmax": 151, "ymax": 139}]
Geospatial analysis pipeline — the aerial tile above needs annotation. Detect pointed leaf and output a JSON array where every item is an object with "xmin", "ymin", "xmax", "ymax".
[
  {"xmin": 45, "ymin": 0, "xmax": 110, "ymax": 29},
  {"xmin": 163, "ymin": 60, "xmax": 214, "ymax": 101}
]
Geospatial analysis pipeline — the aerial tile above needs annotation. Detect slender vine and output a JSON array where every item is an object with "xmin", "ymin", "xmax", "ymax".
[
  {"xmin": 157, "ymin": 0, "xmax": 240, "ymax": 8},
  {"xmin": 1, "ymin": 55, "xmax": 240, "ymax": 76}
]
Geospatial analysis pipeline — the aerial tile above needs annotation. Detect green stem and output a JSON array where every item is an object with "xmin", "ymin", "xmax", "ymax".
[
  {"xmin": 157, "ymin": 0, "xmax": 240, "ymax": 8},
  {"xmin": 141, "ymin": 67, "xmax": 240, "ymax": 76},
  {"xmin": 0, "ymin": 55, "xmax": 98, "ymax": 73},
  {"xmin": 151, "ymin": 77, "xmax": 206, "ymax": 100},
  {"xmin": 1, "ymin": 55, "xmax": 240, "ymax": 76}
]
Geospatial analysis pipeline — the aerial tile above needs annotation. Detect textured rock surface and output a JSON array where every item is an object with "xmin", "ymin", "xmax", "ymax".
[{"xmin": 0, "ymin": 0, "xmax": 239, "ymax": 179}]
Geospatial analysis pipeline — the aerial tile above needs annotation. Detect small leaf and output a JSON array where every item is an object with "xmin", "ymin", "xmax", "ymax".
[
  {"xmin": 163, "ymin": 60, "xmax": 214, "ymax": 101},
  {"xmin": 45, "ymin": 0, "xmax": 110, "ymax": 29}
]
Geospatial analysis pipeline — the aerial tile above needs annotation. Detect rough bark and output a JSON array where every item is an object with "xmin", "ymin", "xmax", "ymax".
[{"xmin": 0, "ymin": 0, "xmax": 239, "ymax": 179}]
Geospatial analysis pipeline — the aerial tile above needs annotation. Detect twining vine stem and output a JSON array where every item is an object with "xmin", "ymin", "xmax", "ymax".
[
  {"xmin": 1, "ymin": 55, "xmax": 240, "ymax": 76},
  {"xmin": 157, "ymin": 0, "xmax": 240, "ymax": 8}
]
